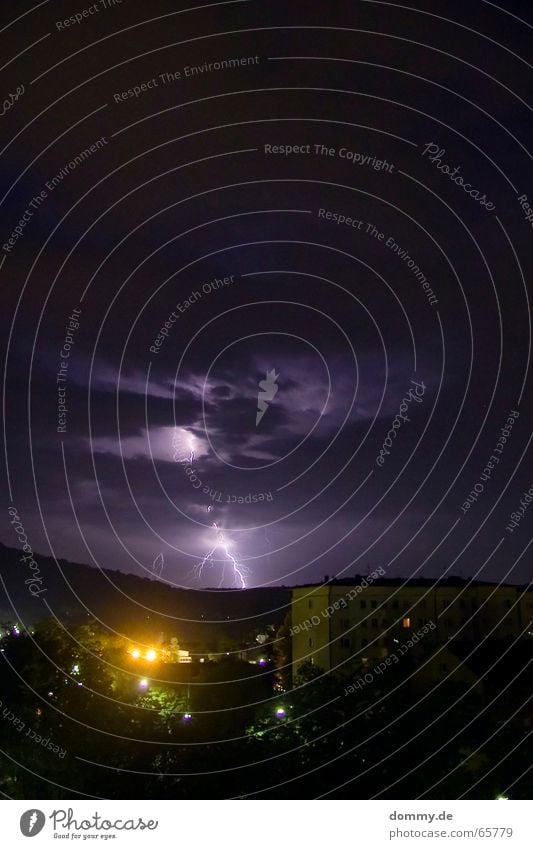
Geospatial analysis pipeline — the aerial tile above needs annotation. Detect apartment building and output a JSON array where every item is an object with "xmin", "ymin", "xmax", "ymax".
[{"xmin": 291, "ymin": 576, "xmax": 533, "ymax": 677}]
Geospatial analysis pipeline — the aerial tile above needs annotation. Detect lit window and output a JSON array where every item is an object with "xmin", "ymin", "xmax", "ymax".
[{"xmin": 402, "ymin": 617, "xmax": 411, "ymax": 628}]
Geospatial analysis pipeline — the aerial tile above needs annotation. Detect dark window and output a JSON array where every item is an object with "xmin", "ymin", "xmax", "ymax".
[
  {"xmin": 308, "ymin": 638, "xmax": 313, "ymax": 648},
  {"xmin": 371, "ymin": 600, "xmax": 377, "ymax": 609},
  {"xmin": 381, "ymin": 619, "xmax": 388, "ymax": 628},
  {"xmin": 392, "ymin": 600, "xmax": 399, "ymax": 610},
  {"xmin": 440, "ymin": 663, "xmax": 448, "ymax": 673},
  {"xmin": 340, "ymin": 618, "xmax": 350, "ymax": 629},
  {"xmin": 460, "ymin": 600, "xmax": 466, "ymax": 609},
  {"xmin": 420, "ymin": 600, "xmax": 427, "ymax": 609},
  {"xmin": 361, "ymin": 620, "xmax": 368, "ymax": 629},
  {"xmin": 360, "ymin": 600, "xmax": 367, "ymax": 609},
  {"xmin": 372, "ymin": 618, "xmax": 379, "ymax": 628},
  {"xmin": 308, "ymin": 600, "xmax": 313, "ymax": 609},
  {"xmin": 340, "ymin": 638, "xmax": 350, "ymax": 649},
  {"xmin": 361, "ymin": 638, "xmax": 368, "ymax": 648}
]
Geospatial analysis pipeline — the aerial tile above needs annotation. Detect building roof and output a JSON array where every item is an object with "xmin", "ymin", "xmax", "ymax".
[{"xmin": 292, "ymin": 575, "xmax": 529, "ymax": 590}]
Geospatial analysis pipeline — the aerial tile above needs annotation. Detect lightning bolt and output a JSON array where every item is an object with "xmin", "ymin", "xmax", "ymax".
[
  {"xmin": 256, "ymin": 368, "xmax": 279, "ymax": 426},
  {"xmin": 172, "ymin": 428, "xmax": 196, "ymax": 465},
  {"xmin": 28, "ymin": 812, "xmax": 38, "ymax": 833},
  {"xmin": 192, "ymin": 523, "xmax": 247, "ymax": 588}
]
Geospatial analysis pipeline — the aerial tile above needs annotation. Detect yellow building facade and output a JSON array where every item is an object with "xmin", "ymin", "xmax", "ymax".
[{"xmin": 291, "ymin": 576, "xmax": 533, "ymax": 678}]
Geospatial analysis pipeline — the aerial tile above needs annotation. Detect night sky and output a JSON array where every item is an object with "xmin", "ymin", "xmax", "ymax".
[{"xmin": 2, "ymin": 0, "xmax": 532, "ymax": 590}]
